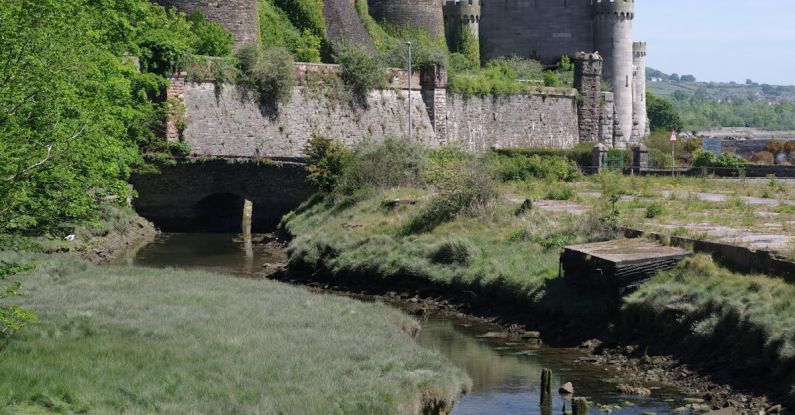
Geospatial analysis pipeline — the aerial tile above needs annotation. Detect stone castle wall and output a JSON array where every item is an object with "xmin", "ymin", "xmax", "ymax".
[
  {"xmin": 480, "ymin": 0, "xmax": 593, "ymax": 64},
  {"xmin": 153, "ymin": 0, "xmax": 259, "ymax": 48},
  {"xmin": 445, "ymin": 90, "xmax": 580, "ymax": 151},
  {"xmin": 168, "ymin": 63, "xmax": 584, "ymax": 159}
]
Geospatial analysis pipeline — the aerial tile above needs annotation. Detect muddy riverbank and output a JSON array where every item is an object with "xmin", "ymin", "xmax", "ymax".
[{"xmin": 130, "ymin": 232, "xmax": 780, "ymax": 414}]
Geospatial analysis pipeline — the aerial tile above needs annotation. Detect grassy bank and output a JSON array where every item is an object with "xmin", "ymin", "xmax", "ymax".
[
  {"xmin": 624, "ymin": 254, "xmax": 795, "ymax": 402},
  {"xmin": 0, "ymin": 253, "xmax": 469, "ymax": 414},
  {"xmin": 283, "ymin": 138, "xmax": 795, "ymax": 405}
]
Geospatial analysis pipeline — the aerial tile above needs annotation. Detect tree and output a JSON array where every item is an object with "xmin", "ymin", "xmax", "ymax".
[
  {"xmin": 680, "ymin": 74, "xmax": 696, "ymax": 82},
  {"xmin": 646, "ymin": 92, "xmax": 684, "ymax": 132},
  {"xmin": 669, "ymin": 73, "xmax": 680, "ymax": 82},
  {"xmin": 0, "ymin": 0, "xmax": 218, "ymax": 235}
]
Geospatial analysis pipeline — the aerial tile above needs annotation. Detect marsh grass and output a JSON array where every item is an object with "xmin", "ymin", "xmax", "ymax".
[
  {"xmin": 0, "ymin": 253, "xmax": 469, "ymax": 415},
  {"xmin": 285, "ymin": 186, "xmax": 617, "ymax": 319},
  {"xmin": 624, "ymin": 254, "xmax": 795, "ymax": 401}
]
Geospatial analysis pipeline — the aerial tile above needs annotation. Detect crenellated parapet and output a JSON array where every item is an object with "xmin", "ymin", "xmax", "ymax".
[
  {"xmin": 633, "ymin": 41, "xmax": 647, "ymax": 58},
  {"xmin": 593, "ymin": 0, "xmax": 635, "ymax": 17}
]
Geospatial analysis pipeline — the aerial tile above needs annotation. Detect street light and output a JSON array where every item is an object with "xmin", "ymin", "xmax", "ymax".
[{"xmin": 406, "ymin": 41, "xmax": 412, "ymax": 141}]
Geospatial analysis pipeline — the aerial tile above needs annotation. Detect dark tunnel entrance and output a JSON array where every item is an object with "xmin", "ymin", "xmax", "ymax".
[{"xmin": 194, "ymin": 193, "xmax": 245, "ymax": 233}]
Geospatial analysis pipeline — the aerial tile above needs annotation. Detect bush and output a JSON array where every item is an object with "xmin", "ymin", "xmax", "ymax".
[
  {"xmin": 1, "ymin": 262, "xmax": 36, "ymax": 339},
  {"xmin": 429, "ymin": 239, "xmax": 473, "ymax": 265},
  {"xmin": 546, "ymin": 185, "xmax": 575, "ymax": 201},
  {"xmin": 340, "ymin": 138, "xmax": 426, "ymax": 194},
  {"xmin": 169, "ymin": 141, "xmax": 192, "ymax": 157},
  {"xmin": 402, "ymin": 156, "xmax": 495, "ymax": 234},
  {"xmin": 448, "ymin": 56, "xmax": 545, "ymax": 97},
  {"xmin": 645, "ymin": 202, "xmax": 664, "ymax": 219},
  {"xmin": 187, "ymin": 12, "xmax": 234, "ymax": 57},
  {"xmin": 648, "ymin": 148, "xmax": 672, "ymax": 168},
  {"xmin": 138, "ymin": 28, "xmax": 192, "ymax": 75},
  {"xmin": 303, "ymin": 135, "xmax": 352, "ymax": 193},
  {"xmin": 691, "ymin": 150, "xmax": 717, "ymax": 168},
  {"xmin": 259, "ymin": 0, "xmax": 323, "ymax": 62},
  {"xmin": 490, "ymin": 153, "xmax": 578, "ymax": 182},
  {"xmin": 237, "ymin": 44, "xmax": 296, "ymax": 108},
  {"xmin": 334, "ymin": 43, "xmax": 386, "ymax": 102}
]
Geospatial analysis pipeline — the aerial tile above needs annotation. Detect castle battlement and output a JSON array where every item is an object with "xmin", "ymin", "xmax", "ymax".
[
  {"xmin": 593, "ymin": 0, "xmax": 635, "ymax": 17},
  {"xmin": 633, "ymin": 42, "xmax": 647, "ymax": 57}
]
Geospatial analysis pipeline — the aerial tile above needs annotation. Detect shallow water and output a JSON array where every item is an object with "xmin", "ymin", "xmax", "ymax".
[{"xmin": 129, "ymin": 233, "xmax": 691, "ymax": 415}]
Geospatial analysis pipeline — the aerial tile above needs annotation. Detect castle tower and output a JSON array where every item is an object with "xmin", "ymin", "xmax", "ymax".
[
  {"xmin": 367, "ymin": 0, "xmax": 445, "ymax": 39},
  {"xmin": 153, "ymin": 0, "xmax": 260, "ymax": 49},
  {"xmin": 593, "ymin": 0, "xmax": 635, "ymax": 148},
  {"xmin": 443, "ymin": 0, "xmax": 480, "ymax": 62},
  {"xmin": 632, "ymin": 41, "xmax": 648, "ymax": 140},
  {"xmin": 574, "ymin": 52, "xmax": 603, "ymax": 143},
  {"xmin": 443, "ymin": 0, "xmax": 481, "ymax": 42}
]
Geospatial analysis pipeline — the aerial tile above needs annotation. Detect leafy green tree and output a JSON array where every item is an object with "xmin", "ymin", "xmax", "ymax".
[{"xmin": 646, "ymin": 92, "xmax": 684, "ymax": 132}]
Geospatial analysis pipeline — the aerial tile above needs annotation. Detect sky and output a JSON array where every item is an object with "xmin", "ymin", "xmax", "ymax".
[{"xmin": 634, "ymin": 0, "xmax": 795, "ymax": 85}]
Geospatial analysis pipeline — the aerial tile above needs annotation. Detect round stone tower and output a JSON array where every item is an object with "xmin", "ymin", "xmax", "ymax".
[
  {"xmin": 593, "ymin": 0, "xmax": 635, "ymax": 148},
  {"xmin": 632, "ymin": 41, "xmax": 648, "ymax": 140},
  {"xmin": 153, "ymin": 0, "xmax": 260, "ymax": 49},
  {"xmin": 367, "ymin": 0, "xmax": 445, "ymax": 39},
  {"xmin": 443, "ymin": 0, "xmax": 480, "ymax": 42}
]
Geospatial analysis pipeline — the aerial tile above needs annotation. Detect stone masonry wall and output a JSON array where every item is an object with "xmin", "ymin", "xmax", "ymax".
[
  {"xmin": 179, "ymin": 83, "xmax": 437, "ymax": 159},
  {"xmin": 445, "ymin": 90, "xmax": 580, "ymax": 151}
]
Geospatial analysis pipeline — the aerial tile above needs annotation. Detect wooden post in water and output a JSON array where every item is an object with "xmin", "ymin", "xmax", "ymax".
[
  {"xmin": 572, "ymin": 397, "xmax": 588, "ymax": 415},
  {"xmin": 242, "ymin": 199, "xmax": 253, "ymax": 239},
  {"xmin": 540, "ymin": 368, "xmax": 552, "ymax": 407}
]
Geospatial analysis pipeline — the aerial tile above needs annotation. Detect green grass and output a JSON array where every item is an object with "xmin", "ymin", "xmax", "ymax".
[
  {"xmin": 624, "ymin": 254, "xmax": 795, "ymax": 402},
  {"xmin": 0, "ymin": 253, "xmax": 469, "ymax": 414},
  {"xmin": 284, "ymin": 186, "xmax": 617, "ymax": 320}
]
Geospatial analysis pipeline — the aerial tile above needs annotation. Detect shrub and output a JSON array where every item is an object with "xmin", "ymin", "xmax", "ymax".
[
  {"xmin": 546, "ymin": 184, "xmax": 575, "ymax": 201},
  {"xmin": 691, "ymin": 150, "xmax": 717, "ymax": 168},
  {"xmin": 645, "ymin": 202, "xmax": 664, "ymax": 219},
  {"xmin": 429, "ymin": 239, "xmax": 473, "ymax": 265},
  {"xmin": 138, "ymin": 29, "xmax": 192, "ymax": 75},
  {"xmin": 340, "ymin": 138, "xmax": 426, "ymax": 194},
  {"xmin": 648, "ymin": 148, "xmax": 672, "ymax": 168},
  {"xmin": 303, "ymin": 135, "xmax": 352, "ymax": 193},
  {"xmin": 259, "ymin": 0, "xmax": 323, "ymax": 62},
  {"xmin": 490, "ymin": 153, "xmax": 578, "ymax": 182},
  {"xmin": 402, "ymin": 156, "xmax": 495, "ymax": 234},
  {"xmin": 169, "ymin": 141, "xmax": 192, "ymax": 157},
  {"xmin": 607, "ymin": 148, "xmax": 631, "ymax": 167},
  {"xmin": 334, "ymin": 43, "xmax": 386, "ymax": 102},
  {"xmin": 1, "ymin": 262, "xmax": 36, "ymax": 339},
  {"xmin": 237, "ymin": 44, "xmax": 296, "ymax": 108},
  {"xmin": 187, "ymin": 12, "xmax": 234, "ymax": 57}
]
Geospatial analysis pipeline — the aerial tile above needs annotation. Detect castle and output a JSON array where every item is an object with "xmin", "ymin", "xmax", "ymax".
[
  {"xmin": 442, "ymin": 0, "xmax": 648, "ymax": 146},
  {"xmin": 152, "ymin": 0, "xmax": 648, "ymax": 148}
]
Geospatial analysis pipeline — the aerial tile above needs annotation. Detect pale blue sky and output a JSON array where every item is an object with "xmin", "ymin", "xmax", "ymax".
[{"xmin": 635, "ymin": 0, "xmax": 795, "ymax": 85}]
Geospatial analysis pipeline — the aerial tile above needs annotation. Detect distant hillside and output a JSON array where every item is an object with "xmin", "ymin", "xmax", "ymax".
[
  {"xmin": 646, "ymin": 67, "xmax": 795, "ymax": 131},
  {"xmin": 647, "ymin": 67, "xmax": 795, "ymax": 103}
]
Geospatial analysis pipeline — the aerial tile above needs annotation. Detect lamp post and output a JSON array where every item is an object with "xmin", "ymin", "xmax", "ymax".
[{"xmin": 406, "ymin": 41, "xmax": 412, "ymax": 141}]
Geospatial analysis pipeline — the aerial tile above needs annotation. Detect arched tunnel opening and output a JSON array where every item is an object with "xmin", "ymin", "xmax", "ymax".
[{"xmin": 194, "ymin": 193, "xmax": 245, "ymax": 233}]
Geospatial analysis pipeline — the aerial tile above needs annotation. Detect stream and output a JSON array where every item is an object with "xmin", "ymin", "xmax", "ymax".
[{"xmin": 126, "ymin": 233, "xmax": 694, "ymax": 415}]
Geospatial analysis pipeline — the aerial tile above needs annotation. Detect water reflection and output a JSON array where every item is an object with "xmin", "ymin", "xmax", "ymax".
[{"xmin": 416, "ymin": 317, "xmax": 684, "ymax": 415}]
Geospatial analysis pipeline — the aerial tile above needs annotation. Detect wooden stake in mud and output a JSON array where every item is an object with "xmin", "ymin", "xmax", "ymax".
[
  {"xmin": 540, "ymin": 368, "xmax": 552, "ymax": 407},
  {"xmin": 242, "ymin": 199, "xmax": 253, "ymax": 239},
  {"xmin": 572, "ymin": 397, "xmax": 589, "ymax": 415}
]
